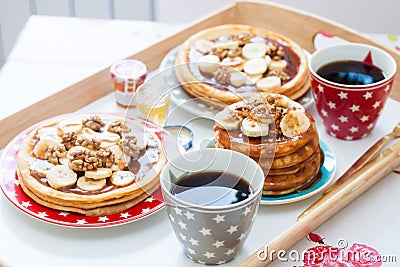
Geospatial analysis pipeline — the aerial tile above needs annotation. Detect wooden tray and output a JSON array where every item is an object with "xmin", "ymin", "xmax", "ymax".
[{"xmin": 1, "ymin": 0, "xmax": 399, "ymax": 148}]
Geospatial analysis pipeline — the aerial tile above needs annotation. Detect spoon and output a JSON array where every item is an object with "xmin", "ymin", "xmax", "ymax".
[{"xmin": 323, "ymin": 122, "xmax": 400, "ymax": 194}]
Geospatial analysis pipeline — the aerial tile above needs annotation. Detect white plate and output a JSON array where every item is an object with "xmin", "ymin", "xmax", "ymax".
[{"xmin": 159, "ymin": 46, "xmax": 314, "ymax": 119}]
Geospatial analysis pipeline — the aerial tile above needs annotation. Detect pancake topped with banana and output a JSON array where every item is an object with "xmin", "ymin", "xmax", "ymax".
[
  {"xmin": 214, "ymin": 93, "xmax": 322, "ymax": 196},
  {"xmin": 17, "ymin": 114, "xmax": 166, "ymax": 216},
  {"xmin": 175, "ymin": 24, "xmax": 310, "ymax": 109}
]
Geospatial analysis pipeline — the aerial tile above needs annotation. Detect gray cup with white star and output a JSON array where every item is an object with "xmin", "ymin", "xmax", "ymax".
[{"xmin": 160, "ymin": 148, "xmax": 264, "ymax": 265}]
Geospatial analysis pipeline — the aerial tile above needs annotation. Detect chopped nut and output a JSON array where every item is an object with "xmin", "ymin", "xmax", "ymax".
[
  {"xmin": 62, "ymin": 132, "xmax": 77, "ymax": 150},
  {"xmin": 119, "ymin": 135, "xmax": 143, "ymax": 161},
  {"xmin": 69, "ymin": 147, "xmax": 101, "ymax": 171},
  {"xmin": 75, "ymin": 136, "xmax": 101, "ymax": 150},
  {"xmin": 214, "ymin": 66, "xmax": 231, "ymax": 85},
  {"xmin": 107, "ymin": 120, "xmax": 130, "ymax": 137},
  {"xmin": 210, "ymin": 47, "xmax": 228, "ymax": 60},
  {"xmin": 267, "ymin": 69, "xmax": 289, "ymax": 81},
  {"xmin": 227, "ymin": 47, "xmax": 242, "ymax": 58},
  {"xmin": 235, "ymin": 32, "xmax": 254, "ymax": 46},
  {"xmin": 267, "ymin": 43, "xmax": 285, "ymax": 60},
  {"xmin": 47, "ymin": 144, "xmax": 67, "ymax": 165},
  {"xmin": 82, "ymin": 115, "xmax": 105, "ymax": 132},
  {"xmin": 96, "ymin": 149, "xmax": 115, "ymax": 168}
]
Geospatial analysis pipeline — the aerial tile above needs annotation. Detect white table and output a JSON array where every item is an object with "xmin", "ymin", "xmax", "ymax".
[{"xmin": 0, "ymin": 15, "xmax": 399, "ymax": 267}]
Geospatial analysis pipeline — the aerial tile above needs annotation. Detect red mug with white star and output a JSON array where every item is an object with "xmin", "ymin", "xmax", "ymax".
[{"xmin": 309, "ymin": 43, "xmax": 397, "ymax": 140}]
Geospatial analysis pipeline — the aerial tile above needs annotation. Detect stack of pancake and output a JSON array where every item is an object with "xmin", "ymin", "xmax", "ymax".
[{"xmin": 214, "ymin": 93, "xmax": 322, "ymax": 196}]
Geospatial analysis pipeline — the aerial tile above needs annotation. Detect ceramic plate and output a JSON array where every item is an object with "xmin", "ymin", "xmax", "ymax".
[
  {"xmin": 260, "ymin": 140, "xmax": 336, "ymax": 205},
  {"xmin": 206, "ymin": 140, "xmax": 336, "ymax": 205},
  {"xmin": 0, "ymin": 115, "xmax": 166, "ymax": 228},
  {"xmin": 159, "ymin": 46, "xmax": 314, "ymax": 119}
]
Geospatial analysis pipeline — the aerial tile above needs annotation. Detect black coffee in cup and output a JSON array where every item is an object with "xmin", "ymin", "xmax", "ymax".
[
  {"xmin": 171, "ymin": 171, "xmax": 253, "ymax": 206},
  {"xmin": 316, "ymin": 60, "xmax": 385, "ymax": 85}
]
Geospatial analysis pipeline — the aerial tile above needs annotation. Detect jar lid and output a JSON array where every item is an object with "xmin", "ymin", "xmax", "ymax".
[
  {"xmin": 110, "ymin": 59, "xmax": 147, "ymax": 79},
  {"xmin": 164, "ymin": 125, "xmax": 194, "ymax": 150}
]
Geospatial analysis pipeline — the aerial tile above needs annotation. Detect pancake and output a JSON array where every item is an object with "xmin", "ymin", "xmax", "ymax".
[
  {"xmin": 175, "ymin": 24, "xmax": 310, "ymax": 109},
  {"xmin": 17, "ymin": 114, "xmax": 166, "ymax": 216},
  {"xmin": 213, "ymin": 93, "xmax": 321, "ymax": 196}
]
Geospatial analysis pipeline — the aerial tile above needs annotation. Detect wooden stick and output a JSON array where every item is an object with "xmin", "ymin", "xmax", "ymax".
[{"xmin": 237, "ymin": 139, "xmax": 400, "ymax": 267}]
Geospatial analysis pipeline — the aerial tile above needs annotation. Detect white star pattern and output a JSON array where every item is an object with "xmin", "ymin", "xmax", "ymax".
[
  {"xmin": 178, "ymin": 220, "xmax": 187, "ymax": 230},
  {"xmin": 120, "ymin": 212, "xmax": 131, "ymax": 218},
  {"xmin": 187, "ymin": 248, "xmax": 196, "ymax": 255},
  {"xmin": 197, "ymin": 260, "xmax": 206, "ymax": 264},
  {"xmin": 212, "ymin": 214, "xmax": 225, "ymax": 224},
  {"xmin": 217, "ymin": 260, "xmax": 227, "ymax": 265},
  {"xmin": 338, "ymin": 115, "xmax": 348, "ymax": 123},
  {"xmin": 58, "ymin": 212, "xmax": 69, "ymax": 217},
  {"xmin": 225, "ymin": 248, "xmax": 235, "ymax": 256},
  {"xmin": 385, "ymin": 85, "xmax": 390, "ymax": 92},
  {"xmin": 173, "ymin": 207, "xmax": 182, "ymax": 215},
  {"xmin": 145, "ymin": 196, "xmax": 154, "ymax": 202},
  {"xmin": 338, "ymin": 91, "xmax": 348, "ymax": 99},
  {"xmin": 367, "ymin": 123, "xmax": 374, "ymax": 129},
  {"xmin": 362, "ymin": 133, "xmax": 369, "ymax": 138},
  {"xmin": 226, "ymin": 225, "xmax": 238, "ymax": 234},
  {"xmin": 317, "ymin": 84, "xmax": 324, "ymax": 92},
  {"xmin": 141, "ymin": 208, "xmax": 151, "ymax": 214},
  {"xmin": 373, "ymin": 101, "xmax": 381, "ymax": 109},
  {"xmin": 98, "ymin": 216, "xmax": 109, "ymax": 222},
  {"xmin": 204, "ymin": 252, "xmax": 216, "ymax": 259},
  {"xmin": 184, "ymin": 210, "xmax": 195, "ymax": 220},
  {"xmin": 238, "ymin": 233, "xmax": 246, "ymax": 241},
  {"xmin": 327, "ymin": 101, "xmax": 336, "ymax": 109},
  {"xmin": 212, "ymin": 240, "xmax": 225, "ymax": 248},
  {"xmin": 242, "ymin": 206, "xmax": 252, "ymax": 216},
  {"xmin": 21, "ymin": 201, "xmax": 32, "ymax": 208},
  {"xmin": 76, "ymin": 219, "xmax": 87, "ymax": 224},
  {"xmin": 321, "ymin": 109, "xmax": 328, "ymax": 117},
  {"xmin": 37, "ymin": 212, "xmax": 48, "ymax": 218},
  {"xmin": 349, "ymin": 104, "xmax": 360, "ymax": 112},
  {"xmin": 349, "ymin": 126, "xmax": 359, "ymax": 133},
  {"xmin": 345, "ymin": 136, "xmax": 354, "ymax": 141},
  {"xmin": 179, "ymin": 232, "xmax": 187, "ymax": 241},
  {"xmin": 188, "ymin": 237, "xmax": 199, "ymax": 246},
  {"xmin": 169, "ymin": 214, "xmax": 175, "ymax": 223},
  {"xmin": 363, "ymin": 91, "xmax": 373, "ymax": 100},
  {"xmin": 360, "ymin": 115, "xmax": 369, "ymax": 122},
  {"xmin": 199, "ymin": 227, "xmax": 212, "ymax": 236},
  {"xmin": 331, "ymin": 124, "xmax": 340, "ymax": 131},
  {"xmin": 330, "ymin": 132, "xmax": 337, "ymax": 138},
  {"xmin": 13, "ymin": 180, "xmax": 20, "ymax": 186}
]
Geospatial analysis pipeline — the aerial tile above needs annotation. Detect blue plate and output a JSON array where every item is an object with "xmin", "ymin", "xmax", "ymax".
[{"xmin": 207, "ymin": 140, "xmax": 336, "ymax": 205}]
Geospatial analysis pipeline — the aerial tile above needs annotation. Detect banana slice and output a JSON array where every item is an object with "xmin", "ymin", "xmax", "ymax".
[
  {"xmin": 108, "ymin": 145, "xmax": 130, "ymax": 171},
  {"xmin": 243, "ymin": 58, "xmax": 268, "ymax": 76},
  {"xmin": 264, "ymin": 55, "xmax": 272, "ymax": 66},
  {"xmin": 280, "ymin": 110, "xmax": 310, "ymax": 137},
  {"xmin": 215, "ymin": 109, "xmax": 241, "ymax": 130},
  {"xmin": 33, "ymin": 139, "xmax": 59, "ymax": 159},
  {"xmin": 134, "ymin": 134, "xmax": 148, "ymax": 150},
  {"xmin": 110, "ymin": 171, "xmax": 136, "ymax": 186},
  {"xmin": 241, "ymin": 117, "xmax": 269, "ymax": 137},
  {"xmin": 85, "ymin": 168, "xmax": 112, "ymax": 179},
  {"xmin": 197, "ymin": 55, "xmax": 220, "ymax": 74},
  {"xmin": 256, "ymin": 76, "xmax": 281, "ymax": 92},
  {"xmin": 247, "ymin": 74, "xmax": 263, "ymax": 85},
  {"xmin": 269, "ymin": 59, "xmax": 288, "ymax": 71},
  {"xmin": 57, "ymin": 118, "xmax": 83, "ymax": 136},
  {"xmin": 77, "ymin": 176, "xmax": 106, "ymax": 191},
  {"xmin": 230, "ymin": 72, "xmax": 248, "ymax": 87},
  {"xmin": 46, "ymin": 165, "xmax": 77, "ymax": 189},
  {"xmin": 221, "ymin": 57, "xmax": 244, "ymax": 72},
  {"xmin": 242, "ymin": 42, "xmax": 268, "ymax": 59},
  {"xmin": 37, "ymin": 127, "xmax": 61, "ymax": 142},
  {"xmin": 82, "ymin": 128, "xmax": 120, "ymax": 148},
  {"xmin": 30, "ymin": 160, "xmax": 55, "ymax": 177},
  {"xmin": 272, "ymin": 94, "xmax": 305, "ymax": 111},
  {"xmin": 215, "ymin": 40, "xmax": 239, "ymax": 50},
  {"xmin": 194, "ymin": 39, "xmax": 215, "ymax": 54}
]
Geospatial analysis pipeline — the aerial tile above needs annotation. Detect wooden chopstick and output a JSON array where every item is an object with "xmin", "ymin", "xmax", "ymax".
[{"xmin": 237, "ymin": 139, "xmax": 400, "ymax": 267}]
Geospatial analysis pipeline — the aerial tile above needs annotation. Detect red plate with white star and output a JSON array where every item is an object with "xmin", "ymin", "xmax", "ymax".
[{"xmin": 0, "ymin": 115, "xmax": 176, "ymax": 228}]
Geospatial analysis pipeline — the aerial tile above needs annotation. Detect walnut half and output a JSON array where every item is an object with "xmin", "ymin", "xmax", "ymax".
[
  {"xmin": 68, "ymin": 146, "xmax": 101, "ymax": 171},
  {"xmin": 82, "ymin": 115, "xmax": 105, "ymax": 132}
]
